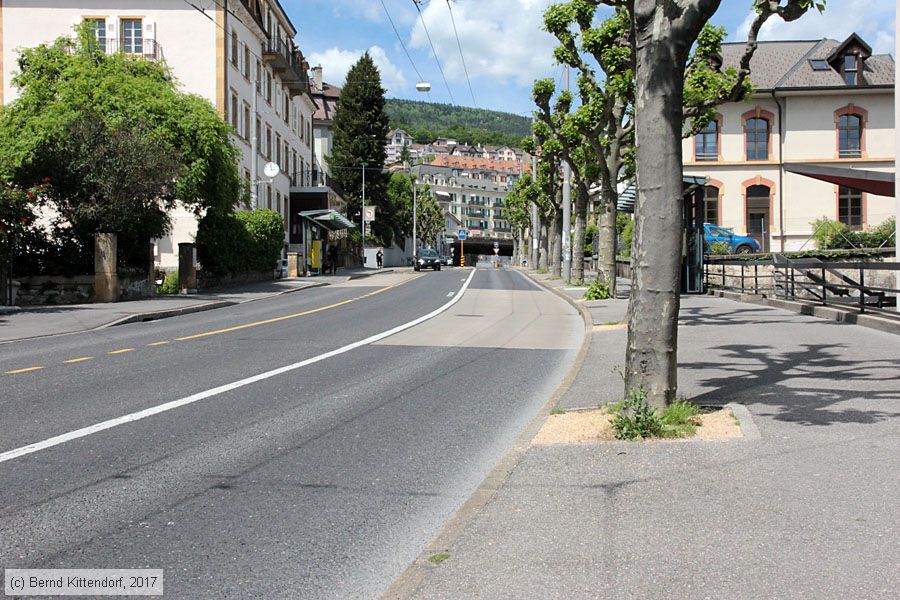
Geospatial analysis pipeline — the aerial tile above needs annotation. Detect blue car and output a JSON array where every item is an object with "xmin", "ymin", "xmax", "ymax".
[{"xmin": 704, "ymin": 224, "xmax": 761, "ymax": 254}]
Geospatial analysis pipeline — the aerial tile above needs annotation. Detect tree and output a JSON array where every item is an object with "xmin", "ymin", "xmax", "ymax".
[
  {"xmin": 19, "ymin": 114, "xmax": 181, "ymax": 267},
  {"xmin": 415, "ymin": 192, "xmax": 444, "ymax": 249},
  {"xmin": 0, "ymin": 26, "xmax": 242, "ymax": 218},
  {"xmin": 620, "ymin": 0, "xmax": 823, "ymax": 407},
  {"xmin": 329, "ymin": 52, "xmax": 391, "ymax": 246},
  {"xmin": 505, "ymin": 173, "xmax": 538, "ymax": 264}
]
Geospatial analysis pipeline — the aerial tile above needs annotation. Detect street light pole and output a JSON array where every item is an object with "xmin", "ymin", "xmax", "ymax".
[
  {"xmin": 361, "ymin": 161, "xmax": 366, "ymax": 265},
  {"xmin": 412, "ymin": 175, "xmax": 418, "ymax": 257},
  {"xmin": 250, "ymin": 70, "xmax": 259, "ymax": 209}
]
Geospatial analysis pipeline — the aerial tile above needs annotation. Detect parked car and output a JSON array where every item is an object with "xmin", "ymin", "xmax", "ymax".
[
  {"xmin": 440, "ymin": 255, "xmax": 453, "ymax": 266},
  {"xmin": 704, "ymin": 224, "xmax": 761, "ymax": 254},
  {"xmin": 414, "ymin": 248, "xmax": 442, "ymax": 271}
]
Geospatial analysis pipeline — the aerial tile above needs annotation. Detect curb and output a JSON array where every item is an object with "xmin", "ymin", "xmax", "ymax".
[
  {"xmin": 726, "ymin": 402, "xmax": 761, "ymax": 441},
  {"xmin": 380, "ymin": 269, "xmax": 593, "ymax": 600},
  {"xmin": 348, "ymin": 267, "xmax": 396, "ymax": 280},
  {"xmin": 712, "ymin": 289, "xmax": 900, "ymax": 336}
]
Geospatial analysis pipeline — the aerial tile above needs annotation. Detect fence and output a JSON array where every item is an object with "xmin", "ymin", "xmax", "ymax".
[{"xmin": 705, "ymin": 254, "xmax": 900, "ymax": 319}]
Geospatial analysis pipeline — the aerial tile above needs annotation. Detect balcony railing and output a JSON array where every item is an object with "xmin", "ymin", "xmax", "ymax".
[
  {"xmin": 262, "ymin": 38, "xmax": 308, "ymax": 95},
  {"xmin": 79, "ymin": 38, "xmax": 164, "ymax": 61},
  {"xmin": 290, "ymin": 169, "xmax": 344, "ymax": 198}
]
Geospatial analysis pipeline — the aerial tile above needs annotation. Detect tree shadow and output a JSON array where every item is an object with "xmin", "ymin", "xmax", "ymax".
[
  {"xmin": 677, "ymin": 303, "xmax": 810, "ymax": 328},
  {"xmin": 682, "ymin": 343, "xmax": 900, "ymax": 426}
]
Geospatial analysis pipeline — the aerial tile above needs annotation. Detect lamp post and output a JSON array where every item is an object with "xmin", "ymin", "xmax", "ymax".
[
  {"xmin": 361, "ymin": 161, "xmax": 366, "ymax": 265},
  {"xmin": 412, "ymin": 175, "xmax": 418, "ymax": 257}
]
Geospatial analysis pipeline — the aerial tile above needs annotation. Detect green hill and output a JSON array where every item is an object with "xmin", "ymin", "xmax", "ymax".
[{"xmin": 384, "ymin": 98, "xmax": 531, "ymax": 149}]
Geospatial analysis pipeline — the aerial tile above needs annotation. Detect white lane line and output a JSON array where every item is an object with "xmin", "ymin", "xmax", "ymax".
[
  {"xmin": 446, "ymin": 292, "xmax": 454, "ymax": 297},
  {"xmin": 0, "ymin": 270, "xmax": 477, "ymax": 465}
]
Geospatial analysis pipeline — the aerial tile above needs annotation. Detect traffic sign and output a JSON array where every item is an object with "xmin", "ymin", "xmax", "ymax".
[
  {"xmin": 493, "ymin": 241, "xmax": 499, "ymax": 249},
  {"xmin": 457, "ymin": 229, "xmax": 467, "ymax": 240},
  {"xmin": 364, "ymin": 207, "xmax": 376, "ymax": 222},
  {"xmin": 493, "ymin": 247, "xmax": 500, "ymax": 255}
]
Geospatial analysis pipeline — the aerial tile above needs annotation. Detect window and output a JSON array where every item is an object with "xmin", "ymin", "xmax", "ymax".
[
  {"xmin": 745, "ymin": 117, "xmax": 769, "ymax": 160},
  {"xmin": 276, "ymin": 191, "xmax": 281, "ymax": 215},
  {"xmin": 275, "ymin": 133, "xmax": 282, "ymax": 166},
  {"xmin": 243, "ymin": 45, "xmax": 250, "ymax": 79},
  {"xmin": 837, "ymin": 114, "xmax": 862, "ymax": 158},
  {"xmin": 120, "ymin": 19, "xmax": 143, "ymax": 54},
  {"xmin": 230, "ymin": 92, "xmax": 239, "ymax": 130},
  {"xmin": 255, "ymin": 117, "xmax": 261, "ymax": 154},
  {"xmin": 231, "ymin": 29, "xmax": 238, "ymax": 66},
  {"xmin": 284, "ymin": 94, "xmax": 289, "ymax": 124},
  {"xmin": 694, "ymin": 119, "xmax": 718, "ymax": 161},
  {"xmin": 809, "ymin": 59, "xmax": 829, "ymax": 71},
  {"xmin": 266, "ymin": 185, "xmax": 272, "ymax": 210},
  {"xmin": 704, "ymin": 186, "xmax": 719, "ymax": 225},
  {"xmin": 84, "ymin": 18, "xmax": 106, "ymax": 52},
  {"xmin": 243, "ymin": 103, "xmax": 251, "ymax": 140},
  {"xmin": 265, "ymin": 70, "xmax": 272, "ymax": 103},
  {"xmin": 838, "ymin": 186, "xmax": 862, "ymax": 229},
  {"xmin": 255, "ymin": 60, "xmax": 262, "ymax": 94},
  {"xmin": 265, "ymin": 126, "xmax": 272, "ymax": 160},
  {"xmin": 842, "ymin": 54, "xmax": 860, "ymax": 86}
]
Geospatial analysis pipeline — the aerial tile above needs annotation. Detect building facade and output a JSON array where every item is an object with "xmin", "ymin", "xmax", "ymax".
[
  {"xmin": 682, "ymin": 34, "xmax": 895, "ymax": 252},
  {"xmin": 0, "ymin": 0, "xmax": 317, "ymax": 268}
]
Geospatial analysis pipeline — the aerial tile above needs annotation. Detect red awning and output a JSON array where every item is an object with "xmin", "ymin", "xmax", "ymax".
[{"xmin": 784, "ymin": 163, "xmax": 894, "ymax": 197}]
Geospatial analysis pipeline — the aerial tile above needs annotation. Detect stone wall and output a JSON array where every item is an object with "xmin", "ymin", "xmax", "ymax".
[{"xmin": 12, "ymin": 273, "xmax": 153, "ymax": 306}]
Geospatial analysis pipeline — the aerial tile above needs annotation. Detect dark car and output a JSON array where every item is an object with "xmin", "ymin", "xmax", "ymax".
[{"xmin": 414, "ymin": 248, "xmax": 442, "ymax": 271}]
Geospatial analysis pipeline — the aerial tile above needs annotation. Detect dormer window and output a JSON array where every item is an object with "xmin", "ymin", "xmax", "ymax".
[{"xmin": 842, "ymin": 54, "xmax": 861, "ymax": 85}]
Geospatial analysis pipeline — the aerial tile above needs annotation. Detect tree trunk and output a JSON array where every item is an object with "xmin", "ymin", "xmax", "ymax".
[
  {"xmin": 539, "ymin": 222, "xmax": 549, "ymax": 270},
  {"xmin": 572, "ymin": 182, "xmax": 588, "ymax": 282},
  {"xmin": 598, "ymin": 175, "xmax": 618, "ymax": 297},
  {"xmin": 625, "ymin": 4, "xmax": 690, "ymax": 409},
  {"xmin": 550, "ymin": 208, "xmax": 562, "ymax": 278}
]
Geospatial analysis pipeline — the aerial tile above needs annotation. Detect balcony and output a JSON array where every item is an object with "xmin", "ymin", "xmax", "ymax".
[
  {"xmin": 262, "ymin": 38, "xmax": 309, "ymax": 97},
  {"xmin": 79, "ymin": 38, "xmax": 164, "ymax": 61},
  {"xmin": 291, "ymin": 168, "xmax": 344, "ymax": 199}
]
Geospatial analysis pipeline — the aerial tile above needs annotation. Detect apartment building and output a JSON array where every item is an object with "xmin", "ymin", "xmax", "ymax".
[
  {"xmin": 682, "ymin": 33, "xmax": 894, "ymax": 252},
  {"xmin": 0, "ymin": 0, "xmax": 317, "ymax": 267},
  {"xmin": 411, "ymin": 164, "xmax": 514, "ymax": 240}
]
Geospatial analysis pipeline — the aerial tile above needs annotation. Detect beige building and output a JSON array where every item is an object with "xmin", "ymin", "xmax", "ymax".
[
  {"xmin": 0, "ymin": 0, "xmax": 317, "ymax": 268},
  {"xmin": 683, "ymin": 34, "xmax": 895, "ymax": 252}
]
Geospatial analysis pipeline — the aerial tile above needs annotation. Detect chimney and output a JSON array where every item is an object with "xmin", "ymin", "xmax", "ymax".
[{"xmin": 312, "ymin": 65, "xmax": 323, "ymax": 92}]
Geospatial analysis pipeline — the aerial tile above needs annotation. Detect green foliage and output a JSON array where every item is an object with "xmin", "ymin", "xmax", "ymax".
[
  {"xmin": 158, "ymin": 270, "xmax": 179, "ymax": 295},
  {"xmin": 617, "ymin": 214, "xmax": 633, "ymax": 257},
  {"xmin": 427, "ymin": 553, "xmax": 450, "ymax": 565},
  {"xmin": 612, "ymin": 387, "xmax": 663, "ymax": 441},
  {"xmin": 707, "ymin": 240, "xmax": 733, "ymax": 255},
  {"xmin": 811, "ymin": 217, "xmax": 895, "ymax": 250},
  {"xmin": 196, "ymin": 209, "xmax": 283, "ymax": 275},
  {"xmin": 585, "ymin": 224, "xmax": 598, "ymax": 254},
  {"xmin": 330, "ymin": 52, "xmax": 390, "ymax": 232},
  {"xmin": 612, "ymin": 388, "xmax": 702, "ymax": 441},
  {"xmin": 0, "ymin": 28, "xmax": 241, "ymax": 215},
  {"xmin": 416, "ymin": 191, "xmax": 444, "ymax": 248},
  {"xmin": 0, "ymin": 181, "xmax": 42, "ymax": 265},
  {"xmin": 583, "ymin": 278, "xmax": 611, "ymax": 300},
  {"xmin": 384, "ymin": 98, "xmax": 531, "ymax": 148},
  {"xmin": 549, "ymin": 408, "xmax": 567, "ymax": 415}
]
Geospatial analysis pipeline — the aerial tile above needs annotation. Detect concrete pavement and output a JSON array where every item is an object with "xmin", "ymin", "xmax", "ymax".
[
  {"xmin": 394, "ymin": 268, "xmax": 900, "ymax": 600},
  {"xmin": 0, "ymin": 268, "xmax": 397, "ymax": 343}
]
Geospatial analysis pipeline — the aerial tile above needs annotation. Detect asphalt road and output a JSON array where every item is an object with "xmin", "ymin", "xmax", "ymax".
[{"xmin": 0, "ymin": 267, "xmax": 583, "ymax": 599}]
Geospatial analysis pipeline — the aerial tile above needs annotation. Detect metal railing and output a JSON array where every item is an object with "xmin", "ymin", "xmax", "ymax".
[
  {"xmin": 79, "ymin": 38, "xmax": 164, "ymax": 60},
  {"xmin": 704, "ymin": 255, "xmax": 900, "ymax": 319}
]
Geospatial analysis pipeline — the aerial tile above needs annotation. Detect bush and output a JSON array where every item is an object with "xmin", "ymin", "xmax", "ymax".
[
  {"xmin": 616, "ymin": 214, "xmax": 633, "ymax": 257},
  {"xmin": 611, "ymin": 388, "xmax": 702, "ymax": 441},
  {"xmin": 158, "ymin": 271, "xmax": 179, "ymax": 294},
  {"xmin": 196, "ymin": 209, "xmax": 283, "ymax": 275},
  {"xmin": 812, "ymin": 217, "xmax": 896, "ymax": 250},
  {"xmin": 584, "ymin": 278, "xmax": 611, "ymax": 300},
  {"xmin": 707, "ymin": 240, "xmax": 732, "ymax": 255}
]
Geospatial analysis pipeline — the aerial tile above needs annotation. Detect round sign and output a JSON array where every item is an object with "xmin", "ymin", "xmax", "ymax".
[{"xmin": 263, "ymin": 161, "xmax": 280, "ymax": 178}]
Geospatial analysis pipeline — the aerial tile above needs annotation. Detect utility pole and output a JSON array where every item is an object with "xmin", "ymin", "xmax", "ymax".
[
  {"xmin": 413, "ymin": 175, "xmax": 418, "ymax": 257},
  {"xmin": 561, "ymin": 65, "xmax": 572, "ymax": 281},
  {"xmin": 250, "ymin": 68, "xmax": 259, "ymax": 209},
  {"xmin": 361, "ymin": 161, "xmax": 366, "ymax": 266}
]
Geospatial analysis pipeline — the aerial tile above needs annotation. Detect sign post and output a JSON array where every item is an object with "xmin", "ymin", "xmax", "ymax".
[{"xmin": 458, "ymin": 229, "xmax": 467, "ymax": 267}]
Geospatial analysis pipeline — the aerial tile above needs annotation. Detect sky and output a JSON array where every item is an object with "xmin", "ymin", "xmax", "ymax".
[{"xmin": 287, "ymin": 0, "xmax": 896, "ymax": 117}]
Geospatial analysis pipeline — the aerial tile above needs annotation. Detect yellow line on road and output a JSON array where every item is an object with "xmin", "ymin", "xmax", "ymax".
[
  {"xmin": 147, "ymin": 341, "xmax": 171, "ymax": 346},
  {"xmin": 64, "ymin": 357, "xmax": 94, "ymax": 364},
  {"xmin": 174, "ymin": 282, "xmax": 403, "ymax": 342},
  {"xmin": 5, "ymin": 366, "xmax": 44, "ymax": 374},
  {"xmin": 108, "ymin": 348, "xmax": 134, "ymax": 355}
]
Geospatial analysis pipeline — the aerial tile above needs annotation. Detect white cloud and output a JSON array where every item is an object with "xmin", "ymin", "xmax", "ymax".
[
  {"xmin": 308, "ymin": 45, "xmax": 408, "ymax": 92},
  {"xmin": 734, "ymin": 1, "xmax": 895, "ymax": 55},
  {"xmin": 408, "ymin": 0, "xmax": 558, "ymax": 90}
]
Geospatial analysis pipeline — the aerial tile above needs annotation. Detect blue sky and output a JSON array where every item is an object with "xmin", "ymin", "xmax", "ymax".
[{"xmin": 286, "ymin": 0, "xmax": 896, "ymax": 116}]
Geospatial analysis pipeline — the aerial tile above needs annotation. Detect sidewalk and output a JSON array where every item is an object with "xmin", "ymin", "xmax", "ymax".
[
  {"xmin": 394, "ymin": 268, "xmax": 900, "ymax": 599},
  {"xmin": 0, "ymin": 267, "xmax": 396, "ymax": 343}
]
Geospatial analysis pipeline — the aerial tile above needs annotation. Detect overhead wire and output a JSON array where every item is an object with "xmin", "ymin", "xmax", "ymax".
[
  {"xmin": 411, "ymin": 0, "xmax": 455, "ymax": 104},
  {"xmin": 445, "ymin": 0, "xmax": 476, "ymax": 107}
]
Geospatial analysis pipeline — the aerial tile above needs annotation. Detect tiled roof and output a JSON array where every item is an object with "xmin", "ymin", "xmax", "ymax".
[
  {"xmin": 312, "ymin": 83, "xmax": 341, "ymax": 121},
  {"xmin": 430, "ymin": 154, "xmax": 529, "ymax": 174},
  {"xmin": 719, "ymin": 34, "xmax": 894, "ymax": 91}
]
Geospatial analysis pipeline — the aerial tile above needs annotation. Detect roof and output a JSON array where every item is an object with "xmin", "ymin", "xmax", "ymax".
[
  {"xmin": 719, "ymin": 33, "xmax": 894, "ymax": 91},
  {"xmin": 617, "ymin": 176, "xmax": 709, "ymax": 213},
  {"xmin": 312, "ymin": 82, "xmax": 341, "ymax": 121},
  {"xmin": 784, "ymin": 163, "xmax": 895, "ymax": 197},
  {"xmin": 430, "ymin": 154, "xmax": 530, "ymax": 175}
]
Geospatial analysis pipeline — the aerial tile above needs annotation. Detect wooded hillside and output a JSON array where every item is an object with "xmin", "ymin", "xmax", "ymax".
[{"xmin": 384, "ymin": 99, "xmax": 531, "ymax": 148}]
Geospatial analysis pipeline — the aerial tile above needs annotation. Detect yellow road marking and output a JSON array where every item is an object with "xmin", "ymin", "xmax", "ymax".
[
  {"xmin": 64, "ymin": 357, "xmax": 94, "ymax": 364},
  {"xmin": 5, "ymin": 366, "xmax": 44, "ymax": 374},
  {"xmin": 108, "ymin": 348, "xmax": 134, "ymax": 355},
  {"xmin": 147, "ymin": 341, "xmax": 171, "ymax": 346},
  {"xmin": 174, "ymin": 282, "xmax": 402, "ymax": 342}
]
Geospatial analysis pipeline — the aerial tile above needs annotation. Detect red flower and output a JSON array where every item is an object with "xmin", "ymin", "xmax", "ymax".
[
  {"xmin": 43, "ymin": 176, "xmax": 51, "ymax": 182},
  {"xmin": 27, "ymin": 193, "xmax": 35, "ymax": 199},
  {"xmin": 21, "ymin": 217, "xmax": 29, "ymax": 224}
]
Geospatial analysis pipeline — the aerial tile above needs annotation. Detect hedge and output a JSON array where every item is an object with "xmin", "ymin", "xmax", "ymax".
[{"xmin": 196, "ymin": 209, "xmax": 284, "ymax": 275}]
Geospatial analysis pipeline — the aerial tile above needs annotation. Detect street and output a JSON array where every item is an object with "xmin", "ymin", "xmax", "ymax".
[{"xmin": 0, "ymin": 268, "xmax": 583, "ymax": 598}]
